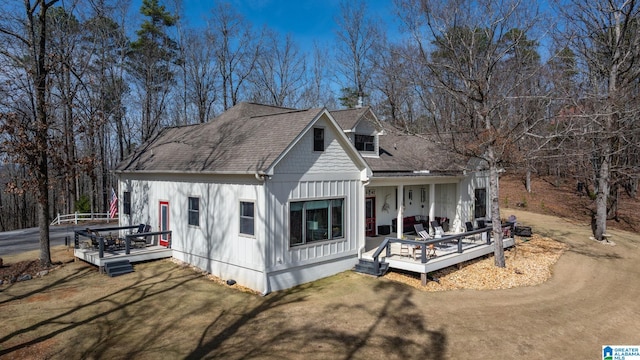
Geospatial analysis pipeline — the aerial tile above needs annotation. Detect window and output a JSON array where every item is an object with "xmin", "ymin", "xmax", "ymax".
[
  {"xmin": 354, "ymin": 134, "xmax": 375, "ymax": 151},
  {"xmin": 474, "ymin": 188, "xmax": 487, "ymax": 218},
  {"xmin": 289, "ymin": 198, "xmax": 344, "ymax": 246},
  {"xmin": 240, "ymin": 201, "xmax": 255, "ymax": 236},
  {"xmin": 123, "ymin": 191, "xmax": 131, "ymax": 215},
  {"xmin": 188, "ymin": 197, "xmax": 199, "ymax": 226},
  {"xmin": 313, "ymin": 127, "xmax": 324, "ymax": 151}
]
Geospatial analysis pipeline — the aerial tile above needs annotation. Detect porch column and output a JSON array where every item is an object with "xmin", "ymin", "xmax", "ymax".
[
  {"xmin": 429, "ymin": 184, "xmax": 436, "ymax": 234},
  {"xmin": 396, "ymin": 184, "xmax": 404, "ymax": 238}
]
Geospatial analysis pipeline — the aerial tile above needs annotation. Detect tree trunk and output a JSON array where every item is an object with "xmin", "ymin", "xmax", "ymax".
[
  {"xmin": 594, "ymin": 148, "xmax": 610, "ymax": 240},
  {"xmin": 488, "ymin": 148, "xmax": 505, "ymax": 267},
  {"xmin": 525, "ymin": 168, "xmax": 532, "ymax": 193},
  {"xmin": 32, "ymin": 0, "xmax": 56, "ymax": 267}
]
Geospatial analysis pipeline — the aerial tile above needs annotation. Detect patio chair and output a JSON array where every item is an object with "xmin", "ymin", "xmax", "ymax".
[
  {"xmin": 430, "ymin": 220, "xmax": 445, "ymax": 238},
  {"xmin": 132, "ymin": 224, "xmax": 151, "ymax": 248},
  {"xmin": 132, "ymin": 223, "xmax": 145, "ymax": 234},
  {"xmin": 464, "ymin": 221, "xmax": 481, "ymax": 243},
  {"xmin": 414, "ymin": 223, "xmax": 431, "ymax": 240}
]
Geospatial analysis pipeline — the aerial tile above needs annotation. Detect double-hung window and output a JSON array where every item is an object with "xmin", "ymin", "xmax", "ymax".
[
  {"xmin": 188, "ymin": 197, "xmax": 199, "ymax": 226},
  {"xmin": 240, "ymin": 201, "xmax": 255, "ymax": 236},
  {"xmin": 290, "ymin": 198, "xmax": 344, "ymax": 246}
]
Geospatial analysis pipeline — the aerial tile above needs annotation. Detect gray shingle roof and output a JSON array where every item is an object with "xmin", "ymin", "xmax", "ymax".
[
  {"xmin": 116, "ymin": 103, "xmax": 323, "ymax": 174},
  {"xmin": 330, "ymin": 107, "xmax": 373, "ymax": 131},
  {"xmin": 365, "ymin": 126, "xmax": 467, "ymax": 174},
  {"xmin": 116, "ymin": 102, "xmax": 469, "ymax": 177}
]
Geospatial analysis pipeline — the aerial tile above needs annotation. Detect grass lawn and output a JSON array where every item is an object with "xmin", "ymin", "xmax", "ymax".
[{"xmin": 2, "ymin": 209, "xmax": 640, "ymax": 359}]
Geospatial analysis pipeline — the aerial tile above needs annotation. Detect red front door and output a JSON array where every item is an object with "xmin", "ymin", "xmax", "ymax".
[
  {"xmin": 159, "ymin": 201, "xmax": 170, "ymax": 247},
  {"xmin": 365, "ymin": 197, "xmax": 376, "ymax": 236}
]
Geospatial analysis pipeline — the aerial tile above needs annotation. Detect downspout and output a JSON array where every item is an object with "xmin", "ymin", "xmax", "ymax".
[
  {"xmin": 358, "ymin": 179, "xmax": 370, "ymax": 259},
  {"xmin": 255, "ymin": 172, "xmax": 271, "ymax": 296}
]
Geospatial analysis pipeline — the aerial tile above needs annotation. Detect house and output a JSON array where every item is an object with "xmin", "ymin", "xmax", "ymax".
[{"xmin": 115, "ymin": 102, "xmax": 491, "ymax": 294}]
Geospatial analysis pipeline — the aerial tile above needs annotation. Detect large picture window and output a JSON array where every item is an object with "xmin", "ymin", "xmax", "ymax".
[
  {"xmin": 188, "ymin": 197, "xmax": 199, "ymax": 226},
  {"xmin": 240, "ymin": 201, "xmax": 255, "ymax": 236},
  {"xmin": 290, "ymin": 198, "xmax": 344, "ymax": 246}
]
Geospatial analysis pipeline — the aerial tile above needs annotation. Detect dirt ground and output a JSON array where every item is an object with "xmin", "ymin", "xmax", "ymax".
[
  {"xmin": 1, "ymin": 208, "xmax": 639, "ymax": 359},
  {"xmin": 500, "ymin": 173, "xmax": 640, "ymax": 233}
]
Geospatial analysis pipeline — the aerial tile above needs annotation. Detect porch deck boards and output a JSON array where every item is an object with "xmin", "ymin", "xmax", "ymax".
[
  {"xmin": 74, "ymin": 246, "xmax": 173, "ymax": 267},
  {"xmin": 362, "ymin": 237, "xmax": 515, "ymax": 275}
]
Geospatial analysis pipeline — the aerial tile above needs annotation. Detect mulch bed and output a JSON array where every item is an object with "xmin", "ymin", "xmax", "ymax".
[
  {"xmin": 383, "ymin": 234, "xmax": 569, "ymax": 291},
  {"xmin": 0, "ymin": 259, "xmax": 65, "ymax": 284}
]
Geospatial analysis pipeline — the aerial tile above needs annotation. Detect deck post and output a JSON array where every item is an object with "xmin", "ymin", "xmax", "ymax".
[
  {"xmin": 125, "ymin": 236, "xmax": 131, "ymax": 255},
  {"xmin": 98, "ymin": 237, "xmax": 104, "ymax": 258},
  {"xmin": 457, "ymin": 236, "xmax": 463, "ymax": 253},
  {"xmin": 421, "ymin": 273, "xmax": 428, "ymax": 286}
]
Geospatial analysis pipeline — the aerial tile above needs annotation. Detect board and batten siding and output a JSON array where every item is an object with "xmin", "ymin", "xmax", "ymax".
[
  {"xmin": 276, "ymin": 116, "xmax": 361, "ymax": 174},
  {"xmin": 263, "ymin": 115, "xmax": 366, "ymax": 292},
  {"xmin": 118, "ymin": 175, "xmax": 267, "ymax": 291}
]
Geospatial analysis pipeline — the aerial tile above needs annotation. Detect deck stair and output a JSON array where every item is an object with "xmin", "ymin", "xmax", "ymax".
[
  {"xmin": 354, "ymin": 259, "xmax": 389, "ymax": 276},
  {"xmin": 104, "ymin": 259, "xmax": 133, "ymax": 277}
]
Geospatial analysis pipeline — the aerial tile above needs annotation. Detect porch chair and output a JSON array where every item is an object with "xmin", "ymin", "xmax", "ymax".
[
  {"xmin": 430, "ymin": 220, "xmax": 445, "ymax": 238},
  {"xmin": 414, "ymin": 223, "xmax": 431, "ymax": 240},
  {"xmin": 465, "ymin": 221, "xmax": 481, "ymax": 243},
  {"xmin": 132, "ymin": 224, "xmax": 151, "ymax": 248},
  {"xmin": 413, "ymin": 223, "xmax": 437, "ymax": 259}
]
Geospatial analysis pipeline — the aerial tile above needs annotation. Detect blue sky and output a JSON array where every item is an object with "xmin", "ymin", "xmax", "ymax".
[{"xmin": 178, "ymin": 0, "xmax": 401, "ymax": 46}]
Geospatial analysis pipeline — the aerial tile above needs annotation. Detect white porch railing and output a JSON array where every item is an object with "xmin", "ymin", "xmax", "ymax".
[{"xmin": 50, "ymin": 212, "xmax": 118, "ymax": 226}]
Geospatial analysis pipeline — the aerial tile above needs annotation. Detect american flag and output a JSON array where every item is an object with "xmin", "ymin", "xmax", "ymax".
[{"xmin": 109, "ymin": 188, "xmax": 118, "ymax": 218}]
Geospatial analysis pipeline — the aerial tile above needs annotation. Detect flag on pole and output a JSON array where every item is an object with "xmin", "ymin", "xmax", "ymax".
[{"xmin": 109, "ymin": 188, "xmax": 118, "ymax": 218}]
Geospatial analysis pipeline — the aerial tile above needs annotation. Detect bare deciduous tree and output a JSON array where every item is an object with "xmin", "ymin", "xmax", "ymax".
[
  {"xmin": 397, "ymin": 0, "xmax": 546, "ymax": 267},
  {"xmin": 0, "ymin": 0, "xmax": 60, "ymax": 267},
  {"xmin": 555, "ymin": 0, "xmax": 640, "ymax": 240}
]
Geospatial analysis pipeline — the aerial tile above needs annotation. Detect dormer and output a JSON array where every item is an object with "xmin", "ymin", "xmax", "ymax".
[{"xmin": 330, "ymin": 107, "xmax": 384, "ymax": 158}]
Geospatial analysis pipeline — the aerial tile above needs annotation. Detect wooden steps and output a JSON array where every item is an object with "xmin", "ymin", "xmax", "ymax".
[
  {"xmin": 354, "ymin": 259, "xmax": 389, "ymax": 276},
  {"xmin": 104, "ymin": 259, "xmax": 133, "ymax": 277}
]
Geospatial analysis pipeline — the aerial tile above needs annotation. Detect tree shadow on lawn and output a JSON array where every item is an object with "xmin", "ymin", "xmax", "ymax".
[
  {"xmin": 0, "ymin": 262, "xmax": 206, "ymax": 358},
  {"xmin": 533, "ymin": 229, "xmax": 623, "ymax": 260},
  {"xmin": 184, "ymin": 278, "xmax": 447, "ymax": 359}
]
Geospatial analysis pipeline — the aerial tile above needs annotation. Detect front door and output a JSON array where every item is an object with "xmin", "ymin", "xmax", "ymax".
[
  {"xmin": 365, "ymin": 197, "xmax": 376, "ymax": 236},
  {"xmin": 159, "ymin": 201, "xmax": 170, "ymax": 247}
]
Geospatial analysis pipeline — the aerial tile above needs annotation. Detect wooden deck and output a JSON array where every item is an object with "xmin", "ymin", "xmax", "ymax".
[
  {"xmin": 361, "ymin": 225, "xmax": 516, "ymax": 284},
  {"xmin": 362, "ymin": 237, "xmax": 515, "ymax": 274},
  {"xmin": 74, "ymin": 246, "xmax": 173, "ymax": 268}
]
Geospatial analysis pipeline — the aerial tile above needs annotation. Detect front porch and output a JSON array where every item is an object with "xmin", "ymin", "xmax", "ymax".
[{"xmin": 359, "ymin": 225, "xmax": 516, "ymax": 285}]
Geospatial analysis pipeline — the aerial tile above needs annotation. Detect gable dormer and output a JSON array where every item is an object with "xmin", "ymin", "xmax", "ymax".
[{"xmin": 331, "ymin": 107, "xmax": 384, "ymax": 158}]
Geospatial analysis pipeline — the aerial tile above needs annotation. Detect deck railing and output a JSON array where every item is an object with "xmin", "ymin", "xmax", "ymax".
[
  {"xmin": 370, "ymin": 222, "xmax": 515, "ymax": 266},
  {"xmin": 74, "ymin": 225, "xmax": 172, "ymax": 259},
  {"xmin": 51, "ymin": 212, "xmax": 118, "ymax": 226}
]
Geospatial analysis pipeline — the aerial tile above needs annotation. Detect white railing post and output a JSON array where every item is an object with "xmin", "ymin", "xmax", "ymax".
[
  {"xmin": 57, "ymin": 213, "xmax": 60, "ymax": 225},
  {"xmin": 74, "ymin": 212, "xmax": 78, "ymax": 224}
]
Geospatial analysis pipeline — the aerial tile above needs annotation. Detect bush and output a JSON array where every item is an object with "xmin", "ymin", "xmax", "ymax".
[{"xmin": 75, "ymin": 194, "xmax": 91, "ymax": 213}]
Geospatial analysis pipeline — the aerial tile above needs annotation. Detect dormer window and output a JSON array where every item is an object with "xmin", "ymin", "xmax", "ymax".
[
  {"xmin": 355, "ymin": 134, "xmax": 375, "ymax": 152},
  {"xmin": 313, "ymin": 128, "xmax": 324, "ymax": 151}
]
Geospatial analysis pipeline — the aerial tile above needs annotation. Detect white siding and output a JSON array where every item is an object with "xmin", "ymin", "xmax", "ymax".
[
  {"xmin": 276, "ymin": 116, "xmax": 360, "ymax": 175},
  {"xmin": 264, "ymin": 115, "xmax": 366, "ymax": 292},
  {"xmin": 118, "ymin": 174, "xmax": 267, "ymax": 291}
]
